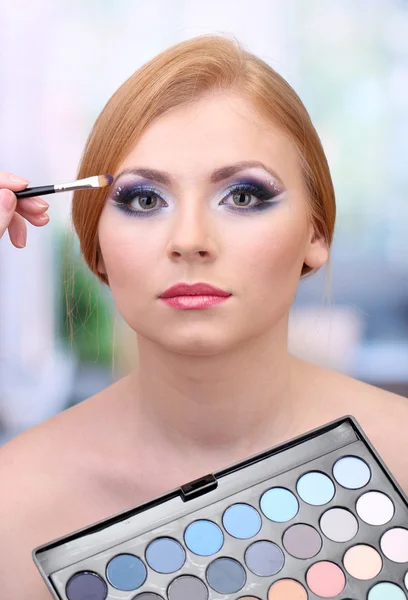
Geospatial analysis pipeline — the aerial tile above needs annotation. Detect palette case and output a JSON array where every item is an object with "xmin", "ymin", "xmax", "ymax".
[{"xmin": 33, "ymin": 415, "xmax": 408, "ymax": 600}]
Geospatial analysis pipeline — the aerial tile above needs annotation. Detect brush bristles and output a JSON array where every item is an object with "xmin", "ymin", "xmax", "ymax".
[{"xmin": 98, "ymin": 174, "xmax": 114, "ymax": 187}]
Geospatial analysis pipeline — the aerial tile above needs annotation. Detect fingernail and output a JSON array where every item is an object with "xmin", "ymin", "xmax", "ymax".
[
  {"xmin": 33, "ymin": 198, "xmax": 49, "ymax": 209},
  {"xmin": 38, "ymin": 213, "xmax": 50, "ymax": 222},
  {"xmin": 0, "ymin": 189, "xmax": 16, "ymax": 211},
  {"xmin": 9, "ymin": 174, "xmax": 29, "ymax": 184},
  {"xmin": 16, "ymin": 230, "xmax": 27, "ymax": 248}
]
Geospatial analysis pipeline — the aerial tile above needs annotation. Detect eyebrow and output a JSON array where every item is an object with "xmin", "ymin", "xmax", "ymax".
[{"xmin": 113, "ymin": 160, "xmax": 284, "ymax": 187}]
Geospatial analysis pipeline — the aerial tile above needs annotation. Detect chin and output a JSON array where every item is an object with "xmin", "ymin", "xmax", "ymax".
[{"xmin": 143, "ymin": 323, "xmax": 239, "ymax": 356}]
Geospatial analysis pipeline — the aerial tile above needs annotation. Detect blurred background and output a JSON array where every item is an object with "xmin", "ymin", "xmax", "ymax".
[{"xmin": 0, "ymin": 0, "xmax": 407, "ymax": 445}]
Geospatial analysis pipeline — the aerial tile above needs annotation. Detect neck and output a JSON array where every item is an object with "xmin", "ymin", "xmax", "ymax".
[{"xmin": 124, "ymin": 314, "xmax": 305, "ymax": 469}]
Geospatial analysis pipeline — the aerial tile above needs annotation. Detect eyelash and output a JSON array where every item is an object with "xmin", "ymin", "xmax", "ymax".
[{"xmin": 110, "ymin": 180, "xmax": 282, "ymax": 218}]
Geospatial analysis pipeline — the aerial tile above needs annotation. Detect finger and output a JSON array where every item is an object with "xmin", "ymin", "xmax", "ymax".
[
  {"xmin": 16, "ymin": 196, "xmax": 49, "ymax": 215},
  {"xmin": 7, "ymin": 211, "xmax": 27, "ymax": 248},
  {"xmin": 16, "ymin": 208, "xmax": 50, "ymax": 227},
  {"xmin": 0, "ymin": 189, "xmax": 17, "ymax": 239},
  {"xmin": 0, "ymin": 171, "xmax": 30, "ymax": 192}
]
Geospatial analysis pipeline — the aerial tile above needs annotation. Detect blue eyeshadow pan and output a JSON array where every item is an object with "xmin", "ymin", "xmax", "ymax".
[
  {"xmin": 297, "ymin": 471, "xmax": 335, "ymax": 505},
  {"xmin": 333, "ymin": 455, "xmax": 371, "ymax": 489},
  {"xmin": 184, "ymin": 519, "xmax": 223, "ymax": 555},
  {"xmin": 105, "ymin": 553, "xmax": 146, "ymax": 590},
  {"xmin": 146, "ymin": 537, "xmax": 186, "ymax": 573},
  {"xmin": 222, "ymin": 503, "xmax": 262, "ymax": 538},
  {"xmin": 260, "ymin": 487, "xmax": 299, "ymax": 522}
]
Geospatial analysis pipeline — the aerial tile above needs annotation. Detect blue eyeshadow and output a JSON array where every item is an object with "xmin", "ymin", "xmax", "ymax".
[
  {"xmin": 106, "ymin": 553, "xmax": 147, "ymax": 591},
  {"xmin": 145, "ymin": 537, "xmax": 186, "ymax": 573},
  {"xmin": 260, "ymin": 487, "xmax": 299, "ymax": 522},
  {"xmin": 297, "ymin": 472, "xmax": 335, "ymax": 505},
  {"xmin": 333, "ymin": 456, "xmax": 371, "ymax": 489},
  {"xmin": 184, "ymin": 519, "xmax": 223, "ymax": 555},
  {"xmin": 222, "ymin": 503, "xmax": 262, "ymax": 538}
]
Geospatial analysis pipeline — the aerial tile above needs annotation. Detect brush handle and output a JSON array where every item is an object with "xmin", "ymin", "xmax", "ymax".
[{"xmin": 15, "ymin": 185, "xmax": 55, "ymax": 200}]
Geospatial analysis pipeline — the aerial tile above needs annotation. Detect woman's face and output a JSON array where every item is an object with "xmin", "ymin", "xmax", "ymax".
[{"xmin": 97, "ymin": 92, "xmax": 328, "ymax": 355}]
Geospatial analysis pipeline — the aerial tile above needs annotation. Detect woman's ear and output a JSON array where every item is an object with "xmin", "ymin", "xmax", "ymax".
[
  {"xmin": 96, "ymin": 250, "xmax": 107, "ymax": 276},
  {"xmin": 304, "ymin": 225, "xmax": 330, "ymax": 270}
]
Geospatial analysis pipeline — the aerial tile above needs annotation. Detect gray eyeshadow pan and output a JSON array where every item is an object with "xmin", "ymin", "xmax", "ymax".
[
  {"xmin": 34, "ymin": 417, "xmax": 408, "ymax": 600},
  {"xmin": 245, "ymin": 540, "xmax": 285, "ymax": 576},
  {"xmin": 206, "ymin": 557, "xmax": 246, "ymax": 593},
  {"xmin": 167, "ymin": 575, "xmax": 208, "ymax": 600},
  {"xmin": 282, "ymin": 523, "xmax": 322, "ymax": 559}
]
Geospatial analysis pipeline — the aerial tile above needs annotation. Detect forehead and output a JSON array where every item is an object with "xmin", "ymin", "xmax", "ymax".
[{"xmin": 115, "ymin": 92, "xmax": 303, "ymax": 187}]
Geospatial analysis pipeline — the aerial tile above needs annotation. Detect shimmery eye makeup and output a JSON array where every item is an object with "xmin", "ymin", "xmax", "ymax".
[
  {"xmin": 34, "ymin": 416, "xmax": 408, "ymax": 600},
  {"xmin": 109, "ymin": 176, "xmax": 284, "ymax": 218}
]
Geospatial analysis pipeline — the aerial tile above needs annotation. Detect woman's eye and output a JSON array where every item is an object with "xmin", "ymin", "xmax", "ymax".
[
  {"xmin": 220, "ymin": 182, "xmax": 280, "ymax": 211},
  {"xmin": 111, "ymin": 187, "xmax": 166, "ymax": 217},
  {"xmin": 230, "ymin": 191, "xmax": 255, "ymax": 207},
  {"xmin": 129, "ymin": 192, "xmax": 162, "ymax": 211}
]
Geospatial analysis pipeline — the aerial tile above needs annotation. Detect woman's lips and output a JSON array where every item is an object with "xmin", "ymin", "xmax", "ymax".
[
  {"xmin": 159, "ymin": 282, "xmax": 232, "ymax": 310},
  {"xmin": 160, "ymin": 282, "xmax": 231, "ymax": 298},
  {"xmin": 160, "ymin": 295, "xmax": 231, "ymax": 310}
]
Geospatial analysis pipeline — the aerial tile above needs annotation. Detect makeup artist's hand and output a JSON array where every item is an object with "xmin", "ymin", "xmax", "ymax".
[{"xmin": 0, "ymin": 171, "xmax": 50, "ymax": 248}]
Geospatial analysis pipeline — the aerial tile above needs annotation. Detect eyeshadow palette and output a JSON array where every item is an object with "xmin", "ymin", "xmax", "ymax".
[{"xmin": 33, "ymin": 416, "xmax": 408, "ymax": 600}]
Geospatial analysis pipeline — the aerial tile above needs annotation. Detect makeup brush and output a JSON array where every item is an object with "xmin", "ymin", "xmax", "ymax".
[{"xmin": 15, "ymin": 174, "xmax": 114, "ymax": 200}]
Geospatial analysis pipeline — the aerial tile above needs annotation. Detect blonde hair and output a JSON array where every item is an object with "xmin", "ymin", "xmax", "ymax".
[{"xmin": 72, "ymin": 33, "xmax": 335, "ymax": 285}]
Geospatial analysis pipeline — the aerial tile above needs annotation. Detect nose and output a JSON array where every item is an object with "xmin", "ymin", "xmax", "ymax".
[{"xmin": 166, "ymin": 200, "xmax": 218, "ymax": 263}]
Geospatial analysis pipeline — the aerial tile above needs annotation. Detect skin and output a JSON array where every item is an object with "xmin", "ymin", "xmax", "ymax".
[{"xmin": 0, "ymin": 92, "xmax": 407, "ymax": 599}]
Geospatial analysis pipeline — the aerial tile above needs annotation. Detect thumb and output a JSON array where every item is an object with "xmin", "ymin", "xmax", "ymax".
[{"xmin": 0, "ymin": 189, "xmax": 17, "ymax": 240}]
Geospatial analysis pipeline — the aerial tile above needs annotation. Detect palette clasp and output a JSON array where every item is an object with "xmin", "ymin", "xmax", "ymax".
[{"xmin": 180, "ymin": 473, "xmax": 218, "ymax": 502}]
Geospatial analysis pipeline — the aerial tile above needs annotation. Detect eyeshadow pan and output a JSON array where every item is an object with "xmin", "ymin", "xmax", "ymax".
[
  {"xmin": 145, "ymin": 537, "xmax": 186, "ymax": 573},
  {"xmin": 245, "ymin": 540, "xmax": 285, "ymax": 576},
  {"xmin": 133, "ymin": 595, "xmax": 163, "ymax": 600},
  {"xmin": 260, "ymin": 487, "xmax": 299, "ymax": 522},
  {"xmin": 184, "ymin": 520, "xmax": 224, "ymax": 555},
  {"xmin": 368, "ymin": 582, "xmax": 406, "ymax": 599},
  {"xmin": 65, "ymin": 572, "xmax": 108, "ymax": 600},
  {"xmin": 268, "ymin": 579, "xmax": 307, "ymax": 600},
  {"xmin": 306, "ymin": 561, "xmax": 346, "ymax": 597},
  {"xmin": 356, "ymin": 491, "xmax": 395, "ymax": 525},
  {"xmin": 296, "ymin": 471, "xmax": 335, "ymax": 505},
  {"xmin": 333, "ymin": 456, "xmax": 371, "ymax": 489},
  {"xmin": 319, "ymin": 507, "xmax": 358, "ymax": 542},
  {"xmin": 206, "ymin": 557, "xmax": 246, "ymax": 593},
  {"xmin": 380, "ymin": 527, "xmax": 408, "ymax": 562},
  {"xmin": 167, "ymin": 575, "xmax": 208, "ymax": 600},
  {"xmin": 283, "ymin": 523, "xmax": 322, "ymax": 559},
  {"xmin": 106, "ymin": 553, "xmax": 146, "ymax": 590},
  {"xmin": 222, "ymin": 503, "xmax": 262, "ymax": 539},
  {"xmin": 405, "ymin": 571, "xmax": 408, "ymax": 590},
  {"xmin": 343, "ymin": 544, "xmax": 382, "ymax": 580}
]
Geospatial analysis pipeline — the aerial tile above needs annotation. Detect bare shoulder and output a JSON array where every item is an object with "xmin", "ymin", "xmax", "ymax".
[
  {"xmin": 0, "ymin": 383, "xmax": 126, "ymax": 599},
  {"xmin": 295, "ymin": 356, "xmax": 408, "ymax": 492}
]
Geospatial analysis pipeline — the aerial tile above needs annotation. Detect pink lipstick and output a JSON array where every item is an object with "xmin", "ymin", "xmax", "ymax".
[{"xmin": 159, "ymin": 282, "xmax": 231, "ymax": 310}]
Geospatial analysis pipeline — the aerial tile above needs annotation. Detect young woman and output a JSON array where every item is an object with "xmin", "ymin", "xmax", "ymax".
[{"xmin": 0, "ymin": 34, "xmax": 407, "ymax": 599}]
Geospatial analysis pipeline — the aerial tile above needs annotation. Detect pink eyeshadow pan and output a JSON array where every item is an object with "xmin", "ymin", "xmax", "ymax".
[{"xmin": 306, "ymin": 561, "xmax": 346, "ymax": 597}]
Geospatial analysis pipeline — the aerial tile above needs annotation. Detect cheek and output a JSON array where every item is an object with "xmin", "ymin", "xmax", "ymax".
[
  {"xmin": 227, "ymin": 207, "xmax": 309, "ymax": 285},
  {"xmin": 98, "ymin": 214, "xmax": 157, "ymax": 291}
]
